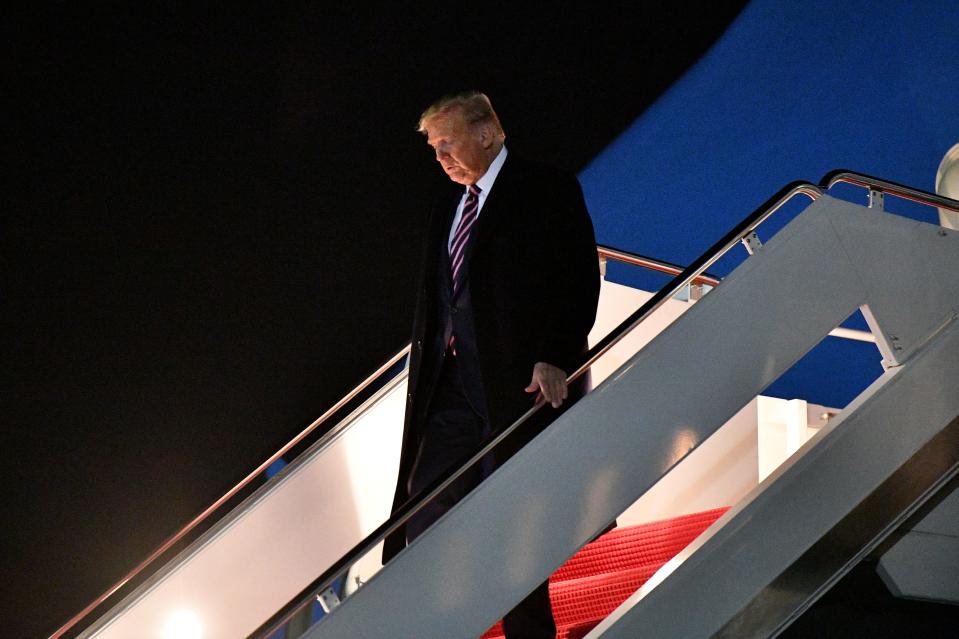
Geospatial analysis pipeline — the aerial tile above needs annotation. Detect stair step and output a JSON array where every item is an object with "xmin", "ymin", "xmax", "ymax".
[{"xmin": 480, "ymin": 507, "xmax": 727, "ymax": 639}]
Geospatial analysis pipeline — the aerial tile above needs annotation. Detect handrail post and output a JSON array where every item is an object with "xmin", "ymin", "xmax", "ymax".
[{"xmin": 741, "ymin": 231, "xmax": 764, "ymax": 255}]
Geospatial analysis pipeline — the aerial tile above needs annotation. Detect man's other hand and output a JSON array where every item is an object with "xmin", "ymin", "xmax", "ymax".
[{"xmin": 524, "ymin": 362, "xmax": 568, "ymax": 408}]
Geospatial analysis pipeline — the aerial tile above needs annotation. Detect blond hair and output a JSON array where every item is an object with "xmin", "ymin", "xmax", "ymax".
[{"xmin": 417, "ymin": 90, "xmax": 505, "ymax": 136}]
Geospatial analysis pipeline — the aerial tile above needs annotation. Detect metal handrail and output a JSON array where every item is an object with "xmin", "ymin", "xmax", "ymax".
[
  {"xmin": 822, "ymin": 170, "xmax": 959, "ymax": 213},
  {"xmin": 249, "ymin": 180, "xmax": 826, "ymax": 638},
  {"xmin": 597, "ymin": 246, "xmax": 876, "ymax": 342},
  {"xmin": 596, "ymin": 245, "xmax": 722, "ymax": 287}
]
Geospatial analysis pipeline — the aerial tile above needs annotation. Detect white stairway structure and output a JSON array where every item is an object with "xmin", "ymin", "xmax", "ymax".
[
  {"xmin": 59, "ymin": 176, "xmax": 959, "ymax": 639},
  {"xmin": 304, "ymin": 194, "xmax": 959, "ymax": 638}
]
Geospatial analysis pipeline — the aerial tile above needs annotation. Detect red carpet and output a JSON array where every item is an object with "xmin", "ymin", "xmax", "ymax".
[{"xmin": 480, "ymin": 507, "xmax": 728, "ymax": 639}]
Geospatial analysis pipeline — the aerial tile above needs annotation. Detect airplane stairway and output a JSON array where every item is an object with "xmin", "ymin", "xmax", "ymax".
[
  {"xmin": 52, "ymin": 172, "xmax": 959, "ymax": 639},
  {"xmin": 298, "ymin": 175, "xmax": 959, "ymax": 639}
]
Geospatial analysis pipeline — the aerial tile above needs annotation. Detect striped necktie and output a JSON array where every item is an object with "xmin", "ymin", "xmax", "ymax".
[
  {"xmin": 448, "ymin": 184, "xmax": 480, "ymax": 355},
  {"xmin": 450, "ymin": 184, "xmax": 481, "ymax": 295}
]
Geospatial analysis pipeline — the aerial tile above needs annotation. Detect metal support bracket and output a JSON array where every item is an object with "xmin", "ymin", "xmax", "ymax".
[
  {"xmin": 868, "ymin": 188, "xmax": 885, "ymax": 211},
  {"xmin": 741, "ymin": 231, "xmax": 763, "ymax": 255},
  {"xmin": 317, "ymin": 587, "xmax": 342, "ymax": 614}
]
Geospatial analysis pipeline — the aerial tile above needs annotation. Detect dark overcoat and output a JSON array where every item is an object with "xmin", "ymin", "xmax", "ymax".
[{"xmin": 383, "ymin": 153, "xmax": 600, "ymax": 561}]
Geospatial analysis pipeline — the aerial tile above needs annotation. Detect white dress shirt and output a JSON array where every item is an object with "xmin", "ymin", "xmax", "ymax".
[{"xmin": 447, "ymin": 146, "xmax": 508, "ymax": 251}]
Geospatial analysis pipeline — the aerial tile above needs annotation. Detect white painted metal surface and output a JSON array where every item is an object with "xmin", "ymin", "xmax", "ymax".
[
  {"xmin": 590, "ymin": 279, "xmax": 840, "ymax": 528},
  {"xmin": 617, "ymin": 397, "xmax": 835, "ymax": 529},
  {"xmin": 304, "ymin": 195, "xmax": 959, "ymax": 639},
  {"xmin": 586, "ymin": 280, "xmax": 693, "ymax": 387}
]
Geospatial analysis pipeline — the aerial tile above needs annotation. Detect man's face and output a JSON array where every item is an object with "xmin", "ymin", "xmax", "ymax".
[{"xmin": 422, "ymin": 110, "xmax": 491, "ymax": 185}]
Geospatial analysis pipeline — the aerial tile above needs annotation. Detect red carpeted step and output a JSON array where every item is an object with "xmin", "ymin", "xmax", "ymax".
[
  {"xmin": 552, "ymin": 507, "xmax": 729, "ymax": 582},
  {"xmin": 551, "ymin": 563, "xmax": 660, "ymax": 625},
  {"xmin": 479, "ymin": 508, "xmax": 728, "ymax": 639}
]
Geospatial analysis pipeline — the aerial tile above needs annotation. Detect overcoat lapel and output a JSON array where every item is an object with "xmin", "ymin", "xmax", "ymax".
[
  {"xmin": 430, "ymin": 186, "xmax": 462, "ymax": 283},
  {"xmin": 461, "ymin": 154, "xmax": 513, "ymax": 272},
  {"xmin": 433, "ymin": 188, "xmax": 461, "ymax": 250}
]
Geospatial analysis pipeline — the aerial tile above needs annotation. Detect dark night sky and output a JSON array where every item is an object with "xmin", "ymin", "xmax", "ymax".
[{"xmin": 5, "ymin": 4, "xmax": 747, "ymax": 637}]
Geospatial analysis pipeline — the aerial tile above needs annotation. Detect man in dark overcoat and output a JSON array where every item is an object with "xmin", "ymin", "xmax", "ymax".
[{"xmin": 384, "ymin": 91, "xmax": 600, "ymax": 639}]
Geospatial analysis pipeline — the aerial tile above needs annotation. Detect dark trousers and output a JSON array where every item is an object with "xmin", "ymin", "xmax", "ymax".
[{"xmin": 407, "ymin": 352, "xmax": 557, "ymax": 639}]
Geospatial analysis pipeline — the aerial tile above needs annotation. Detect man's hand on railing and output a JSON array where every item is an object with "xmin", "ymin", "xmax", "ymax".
[{"xmin": 525, "ymin": 361, "xmax": 569, "ymax": 408}]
